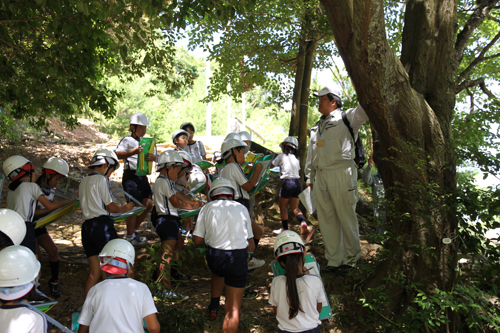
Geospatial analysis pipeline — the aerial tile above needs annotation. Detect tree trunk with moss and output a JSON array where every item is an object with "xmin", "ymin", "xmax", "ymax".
[{"xmin": 320, "ymin": 0, "xmax": 463, "ymax": 328}]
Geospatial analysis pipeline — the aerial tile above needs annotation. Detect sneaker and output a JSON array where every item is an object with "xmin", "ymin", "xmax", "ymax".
[
  {"xmin": 245, "ymin": 280, "xmax": 254, "ymax": 289},
  {"xmin": 207, "ymin": 307, "xmax": 220, "ymax": 321},
  {"xmin": 248, "ymin": 258, "xmax": 265, "ymax": 270},
  {"xmin": 47, "ymin": 279, "xmax": 61, "ymax": 298},
  {"xmin": 243, "ymin": 289, "xmax": 259, "ymax": 299},
  {"xmin": 134, "ymin": 231, "xmax": 147, "ymax": 242},
  {"xmin": 125, "ymin": 234, "xmax": 148, "ymax": 247},
  {"xmin": 300, "ymin": 222, "xmax": 309, "ymax": 235},
  {"xmin": 273, "ymin": 228, "xmax": 289, "ymax": 235},
  {"xmin": 154, "ymin": 290, "xmax": 189, "ymax": 302}
]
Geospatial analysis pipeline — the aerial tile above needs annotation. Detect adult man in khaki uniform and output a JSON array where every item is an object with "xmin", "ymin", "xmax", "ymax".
[{"xmin": 304, "ymin": 87, "xmax": 368, "ymax": 272}]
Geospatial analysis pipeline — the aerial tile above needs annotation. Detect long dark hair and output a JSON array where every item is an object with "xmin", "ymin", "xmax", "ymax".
[
  {"xmin": 283, "ymin": 145, "xmax": 298, "ymax": 158},
  {"xmin": 278, "ymin": 252, "xmax": 304, "ymax": 319}
]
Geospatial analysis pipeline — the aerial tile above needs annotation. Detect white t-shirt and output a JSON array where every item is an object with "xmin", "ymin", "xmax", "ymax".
[
  {"xmin": 79, "ymin": 173, "xmax": 113, "ymax": 220},
  {"xmin": 38, "ymin": 188, "xmax": 55, "ymax": 209},
  {"xmin": 116, "ymin": 136, "xmax": 141, "ymax": 170},
  {"xmin": 272, "ymin": 153, "xmax": 300, "ymax": 179},
  {"xmin": 0, "ymin": 303, "xmax": 49, "ymax": 333},
  {"xmin": 153, "ymin": 175, "xmax": 178, "ymax": 217},
  {"xmin": 220, "ymin": 163, "xmax": 249, "ymax": 200},
  {"xmin": 7, "ymin": 182, "xmax": 43, "ymax": 222},
  {"xmin": 184, "ymin": 141, "xmax": 206, "ymax": 161},
  {"xmin": 269, "ymin": 274, "xmax": 326, "ymax": 332},
  {"xmin": 78, "ymin": 277, "xmax": 157, "ymax": 333},
  {"xmin": 194, "ymin": 200, "xmax": 254, "ymax": 250}
]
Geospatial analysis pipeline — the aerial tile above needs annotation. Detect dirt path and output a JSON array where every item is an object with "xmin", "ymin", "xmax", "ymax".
[{"xmin": 1, "ymin": 130, "xmax": 369, "ymax": 332}]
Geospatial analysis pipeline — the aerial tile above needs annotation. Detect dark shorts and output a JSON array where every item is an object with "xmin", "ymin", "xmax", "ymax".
[
  {"xmin": 122, "ymin": 169, "xmax": 152, "ymax": 203},
  {"xmin": 279, "ymin": 178, "xmax": 302, "ymax": 199},
  {"xmin": 152, "ymin": 214, "xmax": 181, "ymax": 241},
  {"xmin": 235, "ymin": 198, "xmax": 251, "ymax": 213},
  {"xmin": 81, "ymin": 216, "xmax": 118, "ymax": 258},
  {"xmin": 278, "ymin": 327, "xmax": 320, "ymax": 333},
  {"xmin": 206, "ymin": 247, "xmax": 248, "ymax": 288},
  {"xmin": 34, "ymin": 226, "xmax": 48, "ymax": 238},
  {"xmin": 21, "ymin": 222, "xmax": 37, "ymax": 254}
]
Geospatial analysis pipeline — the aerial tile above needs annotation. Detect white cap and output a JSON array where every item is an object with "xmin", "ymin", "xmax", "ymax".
[
  {"xmin": 0, "ymin": 246, "xmax": 41, "ymax": 301},
  {"xmin": 0, "ymin": 209, "xmax": 27, "ymax": 246},
  {"xmin": 43, "ymin": 157, "xmax": 69, "ymax": 177},
  {"xmin": 313, "ymin": 86, "xmax": 342, "ymax": 98},
  {"xmin": 129, "ymin": 113, "xmax": 151, "ymax": 126}
]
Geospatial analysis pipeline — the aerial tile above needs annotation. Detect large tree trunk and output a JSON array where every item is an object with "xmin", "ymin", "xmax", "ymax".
[
  {"xmin": 289, "ymin": 30, "xmax": 307, "ymax": 137},
  {"xmin": 298, "ymin": 39, "xmax": 317, "ymax": 179},
  {"xmin": 320, "ymin": 0, "xmax": 459, "ymax": 327}
]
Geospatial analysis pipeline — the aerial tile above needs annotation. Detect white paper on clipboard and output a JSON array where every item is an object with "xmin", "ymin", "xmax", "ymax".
[{"xmin": 299, "ymin": 186, "xmax": 316, "ymax": 214}]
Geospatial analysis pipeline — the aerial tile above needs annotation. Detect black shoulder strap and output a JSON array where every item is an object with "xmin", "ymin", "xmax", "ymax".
[{"xmin": 341, "ymin": 111, "xmax": 356, "ymax": 142}]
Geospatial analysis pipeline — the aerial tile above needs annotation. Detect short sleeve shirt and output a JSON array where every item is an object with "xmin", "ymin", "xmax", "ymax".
[
  {"xmin": 0, "ymin": 303, "xmax": 49, "ymax": 333},
  {"xmin": 269, "ymin": 274, "xmax": 326, "ymax": 332},
  {"xmin": 79, "ymin": 173, "xmax": 113, "ymax": 220},
  {"xmin": 7, "ymin": 182, "xmax": 44, "ymax": 222},
  {"xmin": 116, "ymin": 136, "xmax": 140, "ymax": 170},
  {"xmin": 272, "ymin": 153, "xmax": 300, "ymax": 179},
  {"xmin": 78, "ymin": 277, "xmax": 157, "ymax": 333},
  {"xmin": 153, "ymin": 175, "xmax": 178, "ymax": 217},
  {"xmin": 220, "ymin": 163, "xmax": 249, "ymax": 200},
  {"xmin": 184, "ymin": 141, "xmax": 206, "ymax": 161},
  {"xmin": 194, "ymin": 200, "xmax": 254, "ymax": 250}
]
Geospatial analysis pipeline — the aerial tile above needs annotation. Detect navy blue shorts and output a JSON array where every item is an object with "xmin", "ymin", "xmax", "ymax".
[
  {"xmin": 122, "ymin": 169, "xmax": 152, "ymax": 203},
  {"xmin": 278, "ymin": 327, "xmax": 320, "ymax": 333},
  {"xmin": 206, "ymin": 247, "xmax": 248, "ymax": 288},
  {"xmin": 235, "ymin": 198, "xmax": 251, "ymax": 212},
  {"xmin": 279, "ymin": 178, "xmax": 302, "ymax": 199},
  {"xmin": 152, "ymin": 214, "xmax": 181, "ymax": 241},
  {"xmin": 34, "ymin": 226, "xmax": 48, "ymax": 238},
  {"xmin": 21, "ymin": 222, "xmax": 37, "ymax": 254},
  {"xmin": 81, "ymin": 216, "xmax": 118, "ymax": 258}
]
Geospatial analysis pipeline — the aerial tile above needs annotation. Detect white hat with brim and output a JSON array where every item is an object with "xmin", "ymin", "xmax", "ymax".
[
  {"xmin": 0, "ymin": 282, "xmax": 34, "ymax": 301},
  {"xmin": 313, "ymin": 86, "xmax": 341, "ymax": 99}
]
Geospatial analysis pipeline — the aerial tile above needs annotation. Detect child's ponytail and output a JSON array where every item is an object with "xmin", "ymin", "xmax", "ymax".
[{"xmin": 278, "ymin": 252, "xmax": 304, "ymax": 319}]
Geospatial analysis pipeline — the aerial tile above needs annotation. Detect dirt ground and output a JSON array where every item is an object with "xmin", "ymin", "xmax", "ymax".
[{"xmin": 0, "ymin": 120, "xmax": 375, "ymax": 333}]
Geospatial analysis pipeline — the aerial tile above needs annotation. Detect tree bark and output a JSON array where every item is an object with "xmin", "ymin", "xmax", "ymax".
[
  {"xmin": 298, "ymin": 38, "xmax": 317, "ymax": 180},
  {"xmin": 320, "ymin": 0, "xmax": 460, "ymax": 327},
  {"xmin": 289, "ymin": 28, "xmax": 307, "ymax": 137}
]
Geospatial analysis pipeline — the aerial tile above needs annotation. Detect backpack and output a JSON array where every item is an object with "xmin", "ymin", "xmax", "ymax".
[{"xmin": 341, "ymin": 111, "xmax": 366, "ymax": 169}]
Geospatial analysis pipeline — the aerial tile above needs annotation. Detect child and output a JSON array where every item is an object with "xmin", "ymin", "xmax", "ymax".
[
  {"xmin": 3, "ymin": 155, "xmax": 69, "ymax": 255},
  {"xmin": 193, "ymin": 177, "xmax": 255, "ymax": 332},
  {"xmin": 115, "ymin": 112, "xmax": 155, "ymax": 248},
  {"xmin": 172, "ymin": 129, "xmax": 202, "ymax": 164},
  {"xmin": 152, "ymin": 150, "xmax": 203, "ymax": 301},
  {"xmin": 270, "ymin": 137, "xmax": 309, "ymax": 235},
  {"xmin": 181, "ymin": 122, "xmax": 207, "ymax": 161},
  {"xmin": 0, "ymin": 208, "xmax": 26, "ymax": 249},
  {"xmin": 78, "ymin": 239, "xmax": 160, "ymax": 333},
  {"xmin": 0, "ymin": 245, "xmax": 48, "ymax": 333},
  {"xmin": 239, "ymin": 131, "xmax": 252, "ymax": 153},
  {"xmin": 175, "ymin": 150, "xmax": 196, "ymax": 234},
  {"xmin": 219, "ymin": 138, "xmax": 265, "ymax": 271},
  {"xmin": 33, "ymin": 157, "xmax": 70, "ymax": 298},
  {"xmin": 79, "ymin": 148, "xmax": 135, "ymax": 297},
  {"xmin": 269, "ymin": 231, "xmax": 326, "ymax": 333}
]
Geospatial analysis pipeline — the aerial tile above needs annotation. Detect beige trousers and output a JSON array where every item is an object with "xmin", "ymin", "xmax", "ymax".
[{"xmin": 315, "ymin": 163, "xmax": 361, "ymax": 267}]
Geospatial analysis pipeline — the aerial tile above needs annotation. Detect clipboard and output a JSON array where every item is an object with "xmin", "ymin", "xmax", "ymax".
[
  {"xmin": 34, "ymin": 200, "xmax": 79, "ymax": 229},
  {"xmin": 196, "ymin": 160, "xmax": 214, "ymax": 171},
  {"xmin": 137, "ymin": 137, "xmax": 156, "ymax": 175}
]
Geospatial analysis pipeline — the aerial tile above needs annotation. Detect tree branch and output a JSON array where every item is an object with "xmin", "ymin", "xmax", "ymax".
[
  {"xmin": 457, "ymin": 30, "xmax": 500, "ymax": 81},
  {"xmin": 456, "ymin": 78, "xmax": 484, "ymax": 94},
  {"xmin": 479, "ymin": 80, "xmax": 500, "ymax": 102},
  {"xmin": 455, "ymin": 0, "xmax": 500, "ymax": 65}
]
